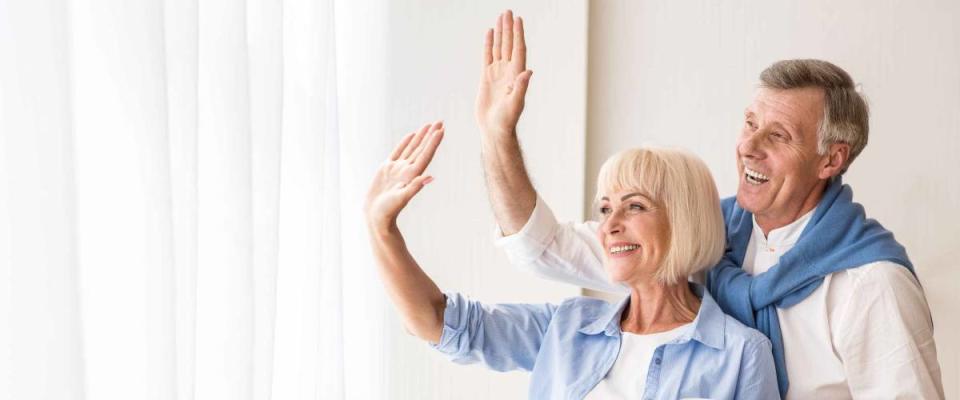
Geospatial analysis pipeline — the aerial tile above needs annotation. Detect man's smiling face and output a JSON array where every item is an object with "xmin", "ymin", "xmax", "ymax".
[{"xmin": 736, "ymin": 87, "xmax": 833, "ymax": 231}]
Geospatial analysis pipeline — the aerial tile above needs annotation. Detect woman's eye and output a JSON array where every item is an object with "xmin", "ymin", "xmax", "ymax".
[
  {"xmin": 746, "ymin": 120, "xmax": 757, "ymax": 130},
  {"xmin": 629, "ymin": 203, "xmax": 646, "ymax": 211},
  {"xmin": 599, "ymin": 206, "xmax": 611, "ymax": 215}
]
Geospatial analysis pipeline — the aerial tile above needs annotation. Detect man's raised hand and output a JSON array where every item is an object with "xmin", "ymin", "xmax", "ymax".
[{"xmin": 475, "ymin": 10, "xmax": 533, "ymax": 137}]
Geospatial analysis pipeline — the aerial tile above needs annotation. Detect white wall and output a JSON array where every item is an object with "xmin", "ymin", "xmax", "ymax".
[
  {"xmin": 375, "ymin": 2, "xmax": 588, "ymax": 398},
  {"xmin": 586, "ymin": 1, "xmax": 960, "ymax": 398}
]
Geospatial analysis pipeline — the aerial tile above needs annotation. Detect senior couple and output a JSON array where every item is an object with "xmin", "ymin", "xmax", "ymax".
[{"xmin": 364, "ymin": 10, "xmax": 943, "ymax": 400}]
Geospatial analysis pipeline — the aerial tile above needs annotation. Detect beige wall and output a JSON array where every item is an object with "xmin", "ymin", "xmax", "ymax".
[
  {"xmin": 382, "ymin": 2, "xmax": 588, "ymax": 398},
  {"xmin": 586, "ymin": 0, "xmax": 960, "ymax": 398}
]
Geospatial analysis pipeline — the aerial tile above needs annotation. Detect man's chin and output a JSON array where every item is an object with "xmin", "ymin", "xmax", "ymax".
[{"xmin": 735, "ymin": 189, "xmax": 766, "ymax": 214}]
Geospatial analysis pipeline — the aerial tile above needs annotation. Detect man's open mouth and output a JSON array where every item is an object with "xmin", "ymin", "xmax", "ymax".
[{"xmin": 744, "ymin": 167, "xmax": 770, "ymax": 185}]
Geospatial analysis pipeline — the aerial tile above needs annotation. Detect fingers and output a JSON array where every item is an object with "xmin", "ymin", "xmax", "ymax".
[
  {"xmin": 412, "ymin": 125, "xmax": 444, "ymax": 172},
  {"xmin": 402, "ymin": 175, "xmax": 434, "ymax": 201},
  {"xmin": 492, "ymin": 13, "xmax": 502, "ymax": 61},
  {"xmin": 409, "ymin": 121, "xmax": 443, "ymax": 162},
  {"xmin": 512, "ymin": 70, "xmax": 533, "ymax": 100},
  {"xmin": 400, "ymin": 123, "xmax": 431, "ymax": 160},
  {"xmin": 513, "ymin": 17, "xmax": 526, "ymax": 71},
  {"xmin": 388, "ymin": 131, "xmax": 415, "ymax": 161},
  {"xmin": 482, "ymin": 29, "xmax": 493, "ymax": 67},
  {"xmin": 502, "ymin": 10, "xmax": 514, "ymax": 61}
]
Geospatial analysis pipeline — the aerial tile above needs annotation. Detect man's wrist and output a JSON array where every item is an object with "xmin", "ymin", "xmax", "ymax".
[
  {"xmin": 480, "ymin": 125, "xmax": 517, "ymax": 140},
  {"xmin": 480, "ymin": 128, "xmax": 521, "ymax": 152}
]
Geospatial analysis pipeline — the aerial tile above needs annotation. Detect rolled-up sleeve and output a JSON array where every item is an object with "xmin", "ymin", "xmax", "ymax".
[
  {"xmin": 431, "ymin": 292, "xmax": 558, "ymax": 372},
  {"xmin": 493, "ymin": 195, "xmax": 562, "ymax": 264},
  {"xmin": 493, "ymin": 195, "xmax": 627, "ymax": 294}
]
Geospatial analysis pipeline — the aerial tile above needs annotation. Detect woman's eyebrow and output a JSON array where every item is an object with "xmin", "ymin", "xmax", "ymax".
[
  {"xmin": 620, "ymin": 192, "xmax": 647, "ymax": 201},
  {"xmin": 599, "ymin": 192, "xmax": 648, "ymax": 202}
]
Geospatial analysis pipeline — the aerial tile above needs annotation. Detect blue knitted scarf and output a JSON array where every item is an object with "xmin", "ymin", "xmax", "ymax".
[{"xmin": 706, "ymin": 177, "xmax": 914, "ymax": 397}]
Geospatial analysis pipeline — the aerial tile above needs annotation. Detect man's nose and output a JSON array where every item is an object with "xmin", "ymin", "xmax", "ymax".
[{"xmin": 739, "ymin": 130, "xmax": 765, "ymax": 159}]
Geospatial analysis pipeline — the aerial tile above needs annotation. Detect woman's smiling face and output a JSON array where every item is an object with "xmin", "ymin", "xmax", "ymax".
[{"xmin": 596, "ymin": 190, "xmax": 671, "ymax": 286}]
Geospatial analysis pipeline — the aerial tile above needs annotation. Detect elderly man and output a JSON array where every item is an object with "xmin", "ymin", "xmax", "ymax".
[{"xmin": 476, "ymin": 10, "xmax": 944, "ymax": 399}]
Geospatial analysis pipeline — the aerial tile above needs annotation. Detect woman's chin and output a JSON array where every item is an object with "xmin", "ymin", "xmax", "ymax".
[{"xmin": 604, "ymin": 265, "xmax": 634, "ymax": 284}]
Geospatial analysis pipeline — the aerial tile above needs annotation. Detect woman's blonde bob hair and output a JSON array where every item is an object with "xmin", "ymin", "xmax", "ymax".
[{"xmin": 594, "ymin": 147, "xmax": 726, "ymax": 286}]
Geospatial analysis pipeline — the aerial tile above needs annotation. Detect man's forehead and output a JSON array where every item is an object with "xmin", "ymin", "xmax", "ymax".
[{"xmin": 746, "ymin": 87, "xmax": 824, "ymax": 126}]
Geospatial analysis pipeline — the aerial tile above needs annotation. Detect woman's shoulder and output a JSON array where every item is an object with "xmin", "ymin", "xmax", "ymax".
[
  {"xmin": 548, "ymin": 296, "xmax": 624, "ymax": 329},
  {"xmin": 556, "ymin": 296, "xmax": 617, "ymax": 315},
  {"xmin": 696, "ymin": 286, "xmax": 771, "ymax": 351},
  {"xmin": 718, "ymin": 313, "xmax": 773, "ymax": 351}
]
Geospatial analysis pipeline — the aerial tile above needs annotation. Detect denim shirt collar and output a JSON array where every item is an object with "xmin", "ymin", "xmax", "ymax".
[{"xmin": 577, "ymin": 283, "xmax": 726, "ymax": 350}]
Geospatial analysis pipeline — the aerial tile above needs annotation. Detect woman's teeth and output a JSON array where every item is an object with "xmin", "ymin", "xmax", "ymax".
[{"xmin": 610, "ymin": 244, "xmax": 639, "ymax": 254}]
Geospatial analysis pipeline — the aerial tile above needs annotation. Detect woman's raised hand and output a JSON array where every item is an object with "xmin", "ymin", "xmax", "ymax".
[
  {"xmin": 475, "ymin": 10, "xmax": 533, "ymax": 137},
  {"xmin": 364, "ymin": 121, "xmax": 445, "ymax": 231}
]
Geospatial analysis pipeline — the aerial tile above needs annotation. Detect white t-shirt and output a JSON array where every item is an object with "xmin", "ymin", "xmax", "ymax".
[
  {"xmin": 584, "ymin": 324, "xmax": 690, "ymax": 400},
  {"xmin": 496, "ymin": 196, "xmax": 944, "ymax": 399}
]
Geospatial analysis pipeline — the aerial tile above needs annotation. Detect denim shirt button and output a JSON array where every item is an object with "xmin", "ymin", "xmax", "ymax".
[{"xmin": 654, "ymin": 358, "xmax": 661, "ymax": 365}]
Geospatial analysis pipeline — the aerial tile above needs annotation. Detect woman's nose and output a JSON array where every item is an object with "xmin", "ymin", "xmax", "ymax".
[{"xmin": 601, "ymin": 212, "xmax": 623, "ymax": 235}]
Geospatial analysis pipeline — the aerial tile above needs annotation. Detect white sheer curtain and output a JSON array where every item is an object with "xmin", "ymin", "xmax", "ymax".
[{"xmin": 0, "ymin": 0, "xmax": 393, "ymax": 398}]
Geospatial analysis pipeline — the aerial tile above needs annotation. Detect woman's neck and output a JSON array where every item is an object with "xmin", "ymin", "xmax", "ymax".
[{"xmin": 620, "ymin": 281, "xmax": 700, "ymax": 335}]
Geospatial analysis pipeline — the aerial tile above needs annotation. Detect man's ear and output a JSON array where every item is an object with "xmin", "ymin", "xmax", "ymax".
[{"xmin": 818, "ymin": 142, "xmax": 850, "ymax": 179}]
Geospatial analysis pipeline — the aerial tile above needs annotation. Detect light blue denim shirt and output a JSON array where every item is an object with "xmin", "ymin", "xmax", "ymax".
[{"xmin": 431, "ymin": 284, "xmax": 780, "ymax": 400}]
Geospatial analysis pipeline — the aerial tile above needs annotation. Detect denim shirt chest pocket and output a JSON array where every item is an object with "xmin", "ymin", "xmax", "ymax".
[
  {"xmin": 566, "ymin": 332, "xmax": 621, "ymax": 400},
  {"xmin": 655, "ymin": 339, "xmax": 739, "ymax": 400}
]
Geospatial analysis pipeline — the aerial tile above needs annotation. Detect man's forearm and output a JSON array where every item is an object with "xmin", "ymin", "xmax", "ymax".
[{"xmin": 480, "ymin": 130, "xmax": 537, "ymax": 236}]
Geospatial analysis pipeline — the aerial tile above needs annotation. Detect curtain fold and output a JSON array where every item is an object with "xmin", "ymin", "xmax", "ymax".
[
  {"xmin": 0, "ymin": 1, "xmax": 85, "ymax": 399},
  {"xmin": 0, "ymin": 0, "xmax": 364, "ymax": 398}
]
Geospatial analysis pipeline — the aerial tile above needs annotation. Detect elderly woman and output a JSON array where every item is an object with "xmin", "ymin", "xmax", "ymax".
[{"xmin": 364, "ymin": 122, "xmax": 780, "ymax": 399}]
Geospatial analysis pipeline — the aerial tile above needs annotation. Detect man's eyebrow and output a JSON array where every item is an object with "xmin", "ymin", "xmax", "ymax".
[{"xmin": 768, "ymin": 119, "xmax": 797, "ymax": 134}]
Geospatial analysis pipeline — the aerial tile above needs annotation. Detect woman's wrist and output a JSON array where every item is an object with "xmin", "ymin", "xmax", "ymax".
[{"xmin": 367, "ymin": 216, "xmax": 401, "ymax": 239}]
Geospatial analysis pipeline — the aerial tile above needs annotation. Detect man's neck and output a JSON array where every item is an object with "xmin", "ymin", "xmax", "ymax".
[{"xmin": 755, "ymin": 180, "xmax": 828, "ymax": 237}]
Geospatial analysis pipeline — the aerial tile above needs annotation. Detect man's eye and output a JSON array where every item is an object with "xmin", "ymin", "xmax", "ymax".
[
  {"xmin": 746, "ymin": 120, "xmax": 757, "ymax": 130},
  {"xmin": 599, "ymin": 206, "xmax": 611, "ymax": 215},
  {"xmin": 771, "ymin": 132, "xmax": 786, "ymax": 140}
]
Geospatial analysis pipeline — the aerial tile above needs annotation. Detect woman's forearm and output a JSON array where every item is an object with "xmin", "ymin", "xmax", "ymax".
[{"xmin": 368, "ymin": 222, "xmax": 446, "ymax": 344}]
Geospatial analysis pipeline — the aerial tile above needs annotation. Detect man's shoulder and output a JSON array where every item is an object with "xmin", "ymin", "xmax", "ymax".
[
  {"xmin": 830, "ymin": 260, "xmax": 920, "ymax": 290},
  {"xmin": 825, "ymin": 261, "xmax": 930, "ymax": 330}
]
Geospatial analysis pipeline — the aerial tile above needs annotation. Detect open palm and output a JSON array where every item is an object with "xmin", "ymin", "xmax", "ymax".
[
  {"xmin": 365, "ymin": 122, "xmax": 445, "ymax": 230},
  {"xmin": 475, "ymin": 10, "xmax": 533, "ymax": 135}
]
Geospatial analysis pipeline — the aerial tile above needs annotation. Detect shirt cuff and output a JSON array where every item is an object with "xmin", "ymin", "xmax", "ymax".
[
  {"xmin": 492, "ymin": 195, "xmax": 559, "ymax": 264},
  {"xmin": 429, "ymin": 292, "xmax": 469, "ymax": 356}
]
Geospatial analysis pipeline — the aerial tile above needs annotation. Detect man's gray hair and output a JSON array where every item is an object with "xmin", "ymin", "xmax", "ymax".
[{"xmin": 759, "ymin": 59, "xmax": 869, "ymax": 174}]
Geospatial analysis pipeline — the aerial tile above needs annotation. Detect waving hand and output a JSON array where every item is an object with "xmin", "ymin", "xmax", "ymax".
[{"xmin": 475, "ymin": 10, "xmax": 533, "ymax": 136}]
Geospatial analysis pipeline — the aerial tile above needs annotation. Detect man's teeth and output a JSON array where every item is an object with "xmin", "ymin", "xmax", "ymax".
[
  {"xmin": 744, "ymin": 167, "xmax": 770, "ymax": 184},
  {"xmin": 610, "ymin": 244, "xmax": 640, "ymax": 254}
]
